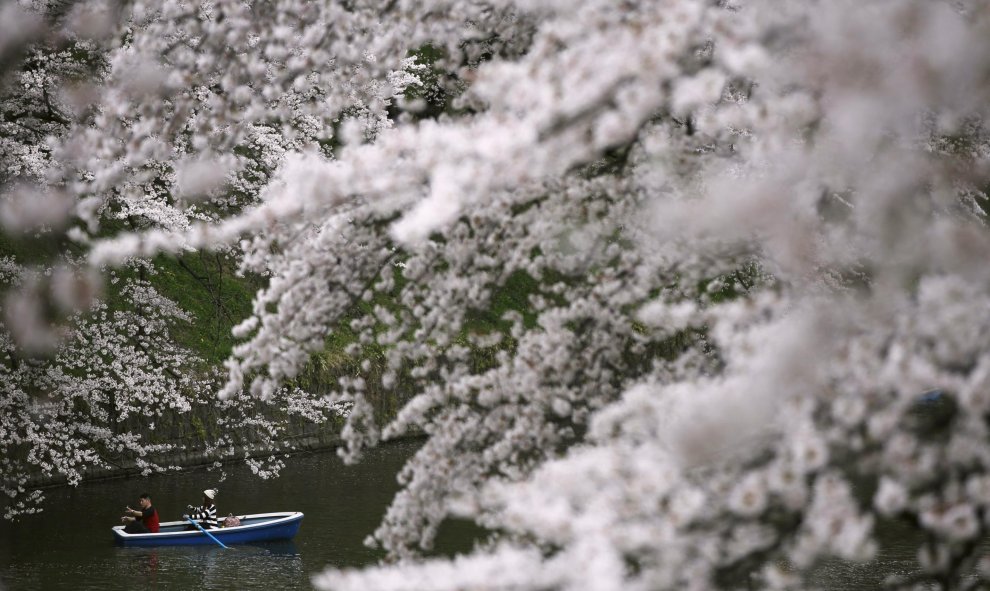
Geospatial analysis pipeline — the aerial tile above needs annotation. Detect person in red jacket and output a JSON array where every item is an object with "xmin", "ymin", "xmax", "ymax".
[{"xmin": 121, "ymin": 493, "xmax": 159, "ymax": 533}]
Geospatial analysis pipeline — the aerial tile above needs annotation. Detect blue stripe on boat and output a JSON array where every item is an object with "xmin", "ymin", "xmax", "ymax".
[{"xmin": 112, "ymin": 511, "xmax": 303, "ymax": 546}]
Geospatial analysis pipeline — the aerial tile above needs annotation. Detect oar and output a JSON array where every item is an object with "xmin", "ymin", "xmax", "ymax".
[{"xmin": 185, "ymin": 517, "xmax": 230, "ymax": 549}]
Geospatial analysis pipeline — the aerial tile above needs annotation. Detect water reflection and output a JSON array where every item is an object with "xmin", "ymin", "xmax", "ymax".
[
  {"xmin": 257, "ymin": 540, "xmax": 300, "ymax": 556},
  {"xmin": 104, "ymin": 544, "xmax": 305, "ymax": 590}
]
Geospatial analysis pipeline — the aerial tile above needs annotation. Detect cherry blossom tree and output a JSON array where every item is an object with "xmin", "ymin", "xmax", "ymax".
[
  {"xmin": 0, "ymin": 254, "xmax": 347, "ymax": 517},
  {"xmin": 4, "ymin": 0, "xmax": 990, "ymax": 588},
  {"xmin": 0, "ymin": 256, "xmax": 201, "ymax": 517},
  {"xmin": 0, "ymin": 0, "xmax": 350, "ymax": 516},
  {"xmin": 305, "ymin": 2, "xmax": 990, "ymax": 589}
]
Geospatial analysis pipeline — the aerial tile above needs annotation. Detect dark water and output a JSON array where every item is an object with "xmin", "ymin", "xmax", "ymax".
[
  {"xmin": 0, "ymin": 438, "xmax": 967, "ymax": 590},
  {"xmin": 0, "ymin": 439, "xmax": 473, "ymax": 591}
]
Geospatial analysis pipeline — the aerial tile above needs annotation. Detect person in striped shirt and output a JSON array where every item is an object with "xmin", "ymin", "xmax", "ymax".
[{"xmin": 184, "ymin": 488, "xmax": 219, "ymax": 529}]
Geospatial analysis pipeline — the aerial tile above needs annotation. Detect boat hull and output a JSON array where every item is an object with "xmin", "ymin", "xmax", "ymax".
[{"xmin": 112, "ymin": 511, "xmax": 303, "ymax": 547}]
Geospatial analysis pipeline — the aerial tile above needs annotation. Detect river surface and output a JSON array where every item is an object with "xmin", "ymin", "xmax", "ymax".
[
  {"xmin": 0, "ymin": 439, "xmax": 475, "ymax": 591},
  {"xmin": 0, "ymin": 439, "xmax": 969, "ymax": 590}
]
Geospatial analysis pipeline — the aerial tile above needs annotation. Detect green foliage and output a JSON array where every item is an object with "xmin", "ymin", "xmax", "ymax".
[
  {"xmin": 144, "ymin": 252, "xmax": 262, "ymax": 365},
  {"xmin": 190, "ymin": 414, "xmax": 207, "ymax": 442},
  {"xmin": 0, "ymin": 228, "xmax": 77, "ymax": 265},
  {"xmin": 0, "ymin": 227, "xmax": 260, "ymax": 366},
  {"xmin": 402, "ymin": 44, "xmax": 454, "ymax": 120}
]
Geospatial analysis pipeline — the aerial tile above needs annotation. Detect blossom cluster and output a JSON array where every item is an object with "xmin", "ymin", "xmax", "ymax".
[{"xmin": 3, "ymin": 0, "xmax": 990, "ymax": 588}]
